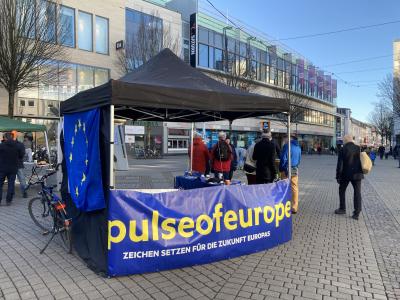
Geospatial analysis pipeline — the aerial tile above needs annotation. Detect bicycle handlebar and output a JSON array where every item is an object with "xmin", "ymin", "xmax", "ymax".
[{"xmin": 28, "ymin": 163, "xmax": 61, "ymax": 186}]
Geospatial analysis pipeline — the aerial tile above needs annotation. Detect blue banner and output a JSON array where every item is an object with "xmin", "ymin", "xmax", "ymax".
[
  {"xmin": 108, "ymin": 180, "xmax": 292, "ymax": 276},
  {"xmin": 64, "ymin": 108, "xmax": 105, "ymax": 212}
]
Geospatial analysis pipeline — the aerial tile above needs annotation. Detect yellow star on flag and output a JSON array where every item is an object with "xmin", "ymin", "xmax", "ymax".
[
  {"xmin": 81, "ymin": 173, "xmax": 86, "ymax": 185},
  {"xmin": 85, "ymin": 158, "xmax": 89, "ymax": 166},
  {"xmin": 75, "ymin": 186, "xmax": 79, "ymax": 197},
  {"xmin": 78, "ymin": 119, "xmax": 82, "ymax": 129},
  {"xmin": 83, "ymin": 123, "xmax": 86, "ymax": 132},
  {"xmin": 69, "ymin": 152, "xmax": 73, "ymax": 162},
  {"xmin": 71, "ymin": 137, "xmax": 74, "ymax": 146},
  {"xmin": 74, "ymin": 125, "xmax": 77, "ymax": 134}
]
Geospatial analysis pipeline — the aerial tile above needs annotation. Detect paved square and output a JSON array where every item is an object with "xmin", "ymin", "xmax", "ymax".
[{"xmin": 0, "ymin": 155, "xmax": 399, "ymax": 299}]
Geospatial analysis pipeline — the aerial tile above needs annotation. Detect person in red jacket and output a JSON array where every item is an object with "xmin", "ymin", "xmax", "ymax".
[
  {"xmin": 188, "ymin": 133, "xmax": 210, "ymax": 174},
  {"xmin": 210, "ymin": 131, "xmax": 233, "ymax": 180}
]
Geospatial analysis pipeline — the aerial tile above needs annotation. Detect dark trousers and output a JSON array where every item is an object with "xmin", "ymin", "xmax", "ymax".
[
  {"xmin": 339, "ymin": 179, "xmax": 362, "ymax": 215},
  {"xmin": 214, "ymin": 172, "xmax": 229, "ymax": 181},
  {"xmin": 246, "ymin": 174, "xmax": 257, "ymax": 185},
  {"xmin": 0, "ymin": 172, "xmax": 17, "ymax": 203}
]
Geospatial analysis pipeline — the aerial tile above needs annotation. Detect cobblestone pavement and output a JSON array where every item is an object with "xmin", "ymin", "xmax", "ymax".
[{"xmin": 0, "ymin": 155, "xmax": 399, "ymax": 300}]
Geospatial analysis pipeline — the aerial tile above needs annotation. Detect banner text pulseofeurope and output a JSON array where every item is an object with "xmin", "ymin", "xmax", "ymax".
[{"xmin": 107, "ymin": 180, "xmax": 292, "ymax": 276}]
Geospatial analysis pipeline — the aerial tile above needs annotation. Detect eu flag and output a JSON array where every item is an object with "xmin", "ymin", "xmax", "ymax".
[{"xmin": 64, "ymin": 108, "xmax": 105, "ymax": 211}]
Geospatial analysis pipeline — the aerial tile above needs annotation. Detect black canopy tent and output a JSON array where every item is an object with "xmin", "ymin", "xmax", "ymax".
[{"xmin": 60, "ymin": 49, "xmax": 292, "ymax": 274}]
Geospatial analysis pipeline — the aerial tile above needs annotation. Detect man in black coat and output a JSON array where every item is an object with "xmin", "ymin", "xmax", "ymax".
[
  {"xmin": 0, "ymin": 132, "xmax": 25, "ymax": 205},
  {"xmin": 253, "ymin": 130, "xmax": 277, "ymax": 184},
  {"xmin": 335, "ymin": 135, "xmax": 364, "ymax": 220}
]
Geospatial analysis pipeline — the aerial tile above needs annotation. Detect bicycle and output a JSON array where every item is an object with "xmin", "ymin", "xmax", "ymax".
[{"xmin": 27, "ymin": 164, "xmax": 72, "ymax": 254}]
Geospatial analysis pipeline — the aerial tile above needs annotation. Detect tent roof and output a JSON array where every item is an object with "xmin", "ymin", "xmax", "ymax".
[
  {"xmin": 60, "ymin": 48, "xmax": 289, "ymax": 122},
  {"xmin": 0, "ymin": 116, "xmax": 46, "ymax": 132}
]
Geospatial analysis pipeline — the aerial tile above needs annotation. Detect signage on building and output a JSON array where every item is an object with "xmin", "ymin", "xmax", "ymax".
[
  {"xmin": 261, "ymin": 121, "xmax": 270, "ymax": 131},
  {"xmin": 189, "ymin": 13, "xmax": 197, "ymax": 68},
  {"xmin": 125, "ymin": 125, "xmax": 145, "ymax": 135},
  {"xmin": 125, "ymin": 135, "xmax": 135, "ymax": 143},
  {"xmin": 116, "ymin": 40, "xmax": 124, "ymax": 50}
]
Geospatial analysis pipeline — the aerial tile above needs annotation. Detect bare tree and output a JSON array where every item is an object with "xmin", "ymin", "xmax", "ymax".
[
  {"xmin": 274, "ymin": 89, "xmax": 312, "ymax": 132},
  {"xmin": 116, "ymin": 12, "xmax": 180, "ymax": 74},
  {"xmin": 0, "ymin": 0, "xmax": 68, "ymax": 118},
  {"xmin": 377, "ymin": 73, "xmax": 400, "ymax": 119},
  {"xmin": 368, "ymin": 100, "xmax": 393, "ymax": 145}
]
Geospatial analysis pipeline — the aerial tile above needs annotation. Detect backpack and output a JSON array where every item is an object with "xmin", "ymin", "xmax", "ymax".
[{"xmin": 214, "ymin": 141, "xmax": 230, "ymax": 161}]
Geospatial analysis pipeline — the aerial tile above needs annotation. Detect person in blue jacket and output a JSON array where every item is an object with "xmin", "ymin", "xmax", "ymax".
[
  {"xmin": 279, "ymin": 134, "xmax": 302, "ymax": 214},
  {"xmin": 369, "ymin": 148, "xmax": 376, "ymax": 166}
]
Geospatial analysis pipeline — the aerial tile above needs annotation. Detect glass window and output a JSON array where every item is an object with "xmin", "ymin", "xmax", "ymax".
[
  {"xmin": 208, "ymin": 47, "xmax": 214, "ymax": 69},
  {"xmin": 198, "ymin": 27, "xmax": 208, "ymax": 44},
  {"xmin": 59, "ymin": 64, "xmax": 77, "ymax": 101},
  {"xmin": 20, "ymin": 100, "xmax": 26, "ymax": 107},
  {"xmin": 214, "ymin": 33, "xmax": 223, "ymax": 49},
  {"xmin": 95, "ymin": 68, "xmax": 109, "ymax": 86},
  {"xmin": 95, "ymin": 16, "xmax": 108, "ymax": 54},
  {"xmin": 208, "ymin": 30, "xmax": 214, "ymax": 46},
  {"xmin": 78, "ymin": 11, "xmax": 92, "ymax": 51},
  {"xmin": 214, "ymin": 48, "xmax": 223, "ymax": 71},
  {"xmin": 227, "ymin": 38, "xmax": 236, "ymax": 52},
  {"xmin": 59, "ymin": 6, "xmax": 75, "ymax": 47},
  {"xmin": 77, "ymin": 65, "xmax": 94, "ymax": 92},
  {"xmin": 198, "ymin": 44, "xmax": 208, "ymax": 68},
  {"xmin": 239, "ymin": 42, "xmax": 246, "ymax": 57},
  {"xmin": 40, "ymin": 0, "xmax": 56, "ymax": 43},
  {"xmin": 28, "ymin": 101, "xmax": 35, "ymax": 107}
]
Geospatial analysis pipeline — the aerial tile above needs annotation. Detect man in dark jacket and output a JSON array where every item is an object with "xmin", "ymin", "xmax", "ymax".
[
  {"xmin": 0, "ymin": 132, "xmax": 24, "ymax": 205},
  {"xmin": 253, "ymin": 130, "xmax": 276, "ymax": 184},
  {"xmin": 335, "ymin": 134, "xmax": 364, "ymax": 220},
  {"xmin": 12, "ymin": 131, "xmax": 28, "ymax": 198}
]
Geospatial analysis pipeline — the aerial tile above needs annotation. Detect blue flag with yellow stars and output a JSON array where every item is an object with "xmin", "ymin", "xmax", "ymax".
[{"xmin": 64, "ymin": 108, "xmax": 105, "ymax": 211}]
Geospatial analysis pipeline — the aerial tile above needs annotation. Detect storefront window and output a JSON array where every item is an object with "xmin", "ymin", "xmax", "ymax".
[
  {"xmin": 95, "ymin": 16, "xmax": 108, "ymax": 54},
  {"xmin": 77, "ymin": 65, "xmax": 94, "ymax": 92},
  {"xmin": 40, "ymin": 0, "xmax": 56, "ymax": 43},
  {"xmin": 95, "ymin": 68, "xmax": 109, "ymax": 86},
  {"xmin": 78, "ymin": 11, "xmax": 92, "ymax": 51},
  {"xmin": 59, "ymin": 5, "xmax": 75, "ymax": 47},
  {"xmin": 198, "ymin": 44, "xmax": 208, "ymax": 68}
]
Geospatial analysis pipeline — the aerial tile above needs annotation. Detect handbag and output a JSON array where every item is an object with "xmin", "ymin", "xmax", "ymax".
[
  {"xmin": 360, "ymin": 151, "xmax": 372, "ymax": 174},
  {"xmin": 243, "ymin": 163, "xmax": 256, "ymax": 174}
]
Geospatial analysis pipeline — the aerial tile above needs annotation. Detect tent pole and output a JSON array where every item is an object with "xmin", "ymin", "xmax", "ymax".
[
  {"xmin": 44, "ymin": 130, "xmax": 50, "ymax": 166},
  {"xmin": 110, "ymin": 105, "xmax": 115, "ymax": 189},
  {"xmin": 287, "ymin": 113, "xmax": 291, "ymax": 180},
  {"xmin": 190, "ymin": 122, "xmax": 194, "ymax": 173}
]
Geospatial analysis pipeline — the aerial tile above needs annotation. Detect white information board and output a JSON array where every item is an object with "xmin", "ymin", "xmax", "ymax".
[{"xmin": 125, "ymin": 125, "xmax": 145, "ymax": 135}]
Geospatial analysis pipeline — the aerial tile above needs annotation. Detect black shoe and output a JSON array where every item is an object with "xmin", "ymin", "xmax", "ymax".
[
  {"xmin": 352, "ymin": 214, "xmax": 359, "ymax": 220},
  {"xmin": 23, "ymin": 192, "xmax": 28, "ymax": 198},
  {"xmin": 335, "ymin": 208, "xmax": 346, "ymax": 215}
]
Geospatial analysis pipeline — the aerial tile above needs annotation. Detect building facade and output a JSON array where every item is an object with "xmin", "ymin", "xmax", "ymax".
[
  {"xmin": 394, "ymin": 40, "xmax": 400, "ymax": 146},
  {"xmin": 0, "ymin": 0, "xmax": 338, "ymax": 153}
]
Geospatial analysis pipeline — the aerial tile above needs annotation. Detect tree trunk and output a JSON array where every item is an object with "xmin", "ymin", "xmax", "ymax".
[{"xmin": 8, "ymin": 90, "xmax": 15, "ymax": 119}]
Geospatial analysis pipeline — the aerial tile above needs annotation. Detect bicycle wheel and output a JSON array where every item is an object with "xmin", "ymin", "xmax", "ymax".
[
  {"xmin": 28, "ymin": 197, "xmax": 54, "ymax": 232},
  {"xmin": 57, "ymin": 211, "xmax": 73, "ymax": 254}
]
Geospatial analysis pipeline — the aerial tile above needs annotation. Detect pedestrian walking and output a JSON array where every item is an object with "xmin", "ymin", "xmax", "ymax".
[
  {"xmin": 385, "ymin": 146, "xmax": 390, "ymax": 160},
  {"xmin": 369, "ymin": 148, "xmax": 376, "ymax": 166},
  {"xmin": 378, "ymin": 145, "xmax": 385, "ymax": 160},
  {"xmin": 11, "ymin": 131, "xmax": 28, "ymax": 198},
  {"xmin": 243, "ymin": 139, "xmax": 259, "ymax": 185},
  {"xmin": 236, "ymin": 147, "xmax": 247, "ymax": 170},
  {"xmin": 279, "ymin": 134, "xmax": 302, "ymax": 214},
  {"xmin": 188, "ymin": 133, "xmax": 210, "ymax": 175},
  {"xmin": 252, "ymin": 130, "xmax": 277, "ymax": 184},
  {"xmin": 210, "ymin": 132, "xmax": 233, "ymax": 180},
  {"xmin": 317, "ymin": 145, "xmax": 322, "ymax": 155},
  {"xmin": 0, "ymin": 132, "xmax": 25, "ymax": 205},
  {"xmin": 335, "ymin": 135, "xmax": 364, "ymax": 220},
  {"xmin": 225, "ymin": 137, "xmax": 237, "ymax": 180},
  {"xmin": 393, "ymin": 145, "xmax": 398, "ymax": 160},
  {"xmin": 330, "ymin": 146, "xmax": 335, "ymax": 155}
]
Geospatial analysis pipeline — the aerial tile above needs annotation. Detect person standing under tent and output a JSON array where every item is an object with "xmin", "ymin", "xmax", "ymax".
[
  {"xmin": 252, "ymin": 130, "xmax": 277, "ymax": 184},
  {"xmin": 335, "ymin": 134, "xmax": 364, "ymax": 220},
  {"xmin": 210, "ymin": 132, "xmax": 233, "ymax": 181},
  {"xmin": 225, "ymin": 137, "xmax": 237, "ymax": 180},
  {"xmin": 23, "ymin": 134, "xmax": 33, "ymax": 162},
  {"xmin": 11, "ymin": 131, "xmax": 28, "ymax": 198},
  {"xmin": 0, "ymin": 132, "xmax": 24, "ymax": 205},
  {"xmin": 244, "ymin": 139, "xmax": 259, "ymax": 185},
  {"xmin": 279, "ymin": 134, "xmax": 302, "ymax": 214},
  {"xmin": 188, "ymin": 132, "xmax": 210, "ymax": 175}
]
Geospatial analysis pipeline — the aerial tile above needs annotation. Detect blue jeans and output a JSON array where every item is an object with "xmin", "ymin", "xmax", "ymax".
[
  {"xmin": 16, "ymin": 168, "xmax": 27, "ymax": 193},
  {"xmin": 0, "ymin": 172, "xmax": 17, "ymax": 202}
]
